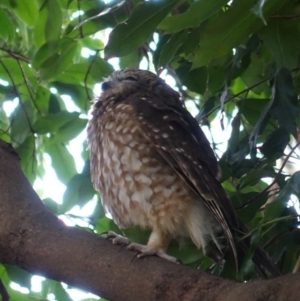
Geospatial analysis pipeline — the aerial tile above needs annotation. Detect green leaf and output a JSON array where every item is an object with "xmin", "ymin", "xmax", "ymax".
[
  {"xmin": 158, "ymin": 31, "xmax": 188, "ymax": 69},
  {"xmin": 15, "ymin": 135, "xmax": 37, "ymax": 183},
  {"xmin": 269, "ymin": 68, "xmax": 299, "ymax": 137},
  {"xmin": 259, "ymin": 19, "xmax": 300, "ymax": 70},
  {"xmin": 0, "ymin": 8, "xmax": 14, "ymax": 42},
  {"xmin": 43, "ymin": 198, "xmax": 59, "ymax": 214},
  {"xmin": 33, "ymin": 112, "xmax": 80, "ymax": 134},
  {"xmin": 10, "ymin": 101, "xmax": 34, "ymax": 147},
  {"xmin": 260, "ymin": 127, "xmax": 290, "ymax": 160},
  {"xmin": 192, "ymin": 0, "xmax": 286, "ymax": 68},
  {"xmin": 159, "ymin": 0, "xmax": 228, "ymax": 33},
  {"xmin": 46, "ymin": 142, "xmax": 77, "ymax": 183},
  {"xmin": 45, "ymin": 0, "xmax": 62, "ymax": 48},
  {"xmin": 5, "ymin": 265, "xmax": 32, "ymax": 289},
  {"xmin": 52, "ymin": 117, "xmax": 87, "ymax": 143},
  {"xmin": 55, "ymin": 40, "xmax": 78, "ymax": 74},
  {"xmin": 6, "ymin": 0, "xmax": 38, "ymax": 26},
  {"xmin": 105, "ymin": 0, "xmax": 178, "ymax": 58},
  {"xmin": 176, "ymin": 61, "xmax": 207, "ymax": 95},
  {"xmin": 0, "ymin": 58, "xmax": 36, "ymax": 85},
  {"xmin": 62, "ymin": 167, "xmax": 95, "ymax": 213},
  {"xmin": 35, "ymin": 86, "xmax": 51, "ymax": 114}
]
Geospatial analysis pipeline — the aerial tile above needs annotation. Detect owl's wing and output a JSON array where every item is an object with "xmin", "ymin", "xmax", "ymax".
[{"xmin": 125, "ymin": 92, "xmax": 239, "ymax": 265}]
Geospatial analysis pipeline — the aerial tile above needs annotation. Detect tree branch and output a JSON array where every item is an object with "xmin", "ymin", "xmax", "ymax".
[{"xmin": 0, "ymin": 140, "xmax": 299, "ymax": 301}]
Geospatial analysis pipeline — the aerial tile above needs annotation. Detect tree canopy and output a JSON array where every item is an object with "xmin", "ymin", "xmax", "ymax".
[{"xmin": 0, "ymin": 0, "xmax": 300, "ymax": 301}]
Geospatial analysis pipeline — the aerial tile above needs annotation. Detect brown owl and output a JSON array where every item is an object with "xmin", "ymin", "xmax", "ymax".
[{"xmin": 87, "ymin": 68, "xmax": 279, "ymax": 276}]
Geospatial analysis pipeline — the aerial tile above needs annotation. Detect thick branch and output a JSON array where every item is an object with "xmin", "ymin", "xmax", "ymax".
[{"xmin": 0, "ymin": 140, "xmax": 299, "ymax": 301}]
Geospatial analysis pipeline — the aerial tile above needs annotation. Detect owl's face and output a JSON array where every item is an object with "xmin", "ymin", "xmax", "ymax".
[{"xmin": 100, "ymin": 68, "xmax": 167, "ymax": 97}]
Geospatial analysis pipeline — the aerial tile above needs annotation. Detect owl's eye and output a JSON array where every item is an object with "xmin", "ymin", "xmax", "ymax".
[{"xmin": 125, "ymin": 76, "xmax": 137, "ymax": 81}]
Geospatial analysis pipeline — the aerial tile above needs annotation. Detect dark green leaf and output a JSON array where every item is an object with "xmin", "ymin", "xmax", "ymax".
[
  {"xmin": 192, "ymin": 0, "xmax": 286, "ymax": 68},
  {"xmin": 176, "ymin": 61, "xmax": 207, "ymax": 94},
  {"xmin": 15, "ymin": 135, "xmax": 37, "ymax": 183},
  {"xmin": 260, "ymin": 127, "xmax": 290, "ymax": 160},
  {"xmin": 269, "ymin": 68, "xmax": 299, "ymax": 137},
  {"xmin": 159, "ymin": 0, "xmax": 228, "ymax": 33},
  {"xmin": 33, "ymin": 112, "xmax": 80, "ymax": 134},
  {"xmin": 259, "ymin": 19, "xmax": 300, "ymax": 69},
  {"xmin": 105, "ymin": 0, "xmax": 178, "ymax": 58},
  {"xmin": 158, "ymin": 30, "xmax": 188, "ymax": 69}
]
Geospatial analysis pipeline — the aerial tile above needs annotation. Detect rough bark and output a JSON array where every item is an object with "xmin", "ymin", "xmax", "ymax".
[{"xmin": 0, "ymin": 139, "xmax": 299, "ymax": 301}]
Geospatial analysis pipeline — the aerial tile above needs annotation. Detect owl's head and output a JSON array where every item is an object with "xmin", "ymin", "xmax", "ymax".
[{"xmin": 100, "ymin": 68, "xmax": 180, "ymax": 102}]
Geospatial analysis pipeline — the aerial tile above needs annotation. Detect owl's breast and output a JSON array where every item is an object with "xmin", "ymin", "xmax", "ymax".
[{"xmin": 88, "ymin": 103, "xmax": 191, "ymax": 231}]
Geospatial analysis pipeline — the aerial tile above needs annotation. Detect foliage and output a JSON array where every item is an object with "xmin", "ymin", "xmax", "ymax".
[{"xmin": 0, "ymin": 0, "xmax": 300, "ymax": 299}]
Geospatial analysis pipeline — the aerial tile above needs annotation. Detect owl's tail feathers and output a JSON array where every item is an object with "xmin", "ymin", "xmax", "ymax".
[{"xmin": 234, "ymin": 221, "xmax": 281, "ymax": 278}]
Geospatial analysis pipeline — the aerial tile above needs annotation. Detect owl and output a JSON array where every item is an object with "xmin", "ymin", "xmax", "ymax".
[{"xmin": 87, "ymin": 68, "xmax": 279, "ymax": 276}]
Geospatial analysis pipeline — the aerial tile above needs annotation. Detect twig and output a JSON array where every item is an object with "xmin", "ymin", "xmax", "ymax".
[{"xmin": 0, "ymin": 47, "xmax": 30, "ymax": 63}]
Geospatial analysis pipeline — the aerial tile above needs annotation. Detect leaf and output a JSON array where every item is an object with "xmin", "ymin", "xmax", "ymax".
[
  {"xmin": 45, "ymin": 0, "xmax": 62, "ymax": 48},
  {"xmin": 43, "ymin": 198, "xmax": 59, "ymax": 214},
  {"xmin": 0, "ymin": 8, "xmax": 14, "ymax": 42},
  {"xmin": 35, "ymin": 86, "xmax": 51, "ymax": 114},
  {"xmin": 105, "ymin": 0, "xmax": 178, "ymax": 58},
  {"xmin": 55, "ymin": 40, "xmax": 78, "ymax": 74},
  {"xmin": 192, "ymin": 0, "xmax": 287, "ymax": 68},
  {"xmin": 269, "ymin": 67, "xmax": 299, "ymax": 137},
  {"xmin": 236, "ymin": 193, "xmax": 268, "ymax": 224},
  {"xmin": 10, "ymin": 101, "xmax": 34, "ymax": 147},
  {"xmin": 264, "ymin": 182, "xmax": 291, "ymax": 221},
  {"xmin": 0, "ymin": 58, "xmax": 36, "ymax": 85},
  {"xmin": 5, "ymin": 0, "xmax": 38, "ymax": 26},
  {"xmin": 260, "ymin": 127, "xmax": 290, "ymax": 160},
  {"xmin": 248, "ymin": 101, "xmax": 272, "ymax": 154},
  {"xmin": 176, "ymin": 61, "xmax": 207, "ymax": 94},
  {"xmin": 5, "ymin": 265, "xmax": 32, "ymax": 289},
  {"xmin": 197, "ymin": 96, "xmax": 218, "ymax": 122},
  {"xmin": 52, "ymin": 82, "xmax": 91, "ymax": 111},
  {"xmin": 52, "ymin": 117, "xmax": 87, "ymax": 143},
  {"xmin": 240, "ymin": 52, "xmax": 269, "ymax": 95},
  {"xmin": 46, "ymin": 142, "xmax": 77, "ymax": 184},
  {"xmin": 158, "ymin": 30, "xmax": 188, "ymax": 68},
  {"xmin": 159, "ymin": 0, "xmax": 228, "ymax": 33},
  {"xmin": 33, "ymin": 112, "xmax": 80, "ymax": 134},
  {"xmin": 289, "ymin": 170, "xmax": 300, "ymax": 194},
  {"xmin": 15, "ymin": 135, "xmax": 37, "ymax": 184},
  {"xmin": 61, "ymin": 162, "xmax": 96, "ymax": 212},
  {"xmin": 259, "ymin": 19, "xmax": 300, "ymax": 69}
]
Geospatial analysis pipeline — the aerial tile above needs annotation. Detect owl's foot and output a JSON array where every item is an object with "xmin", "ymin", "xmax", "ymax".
[
  {"xmin": 104, "ymin": 231, "xmax": 131, "ymax": 245},
  {"xmin": 127, "ymin": 243, "xmax": 180, "ymax": 264},
  {"xmin": 103, "ymin": 231, "xmax": 180, "ymax": 264}
]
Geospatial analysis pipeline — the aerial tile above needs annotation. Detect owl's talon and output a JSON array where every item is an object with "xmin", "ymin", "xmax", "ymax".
[
  {"xmin": 131, "ymin": 252, "xmax": 141, "ymax": 262},
  {"xmin": 104, "ymin": 231, "xmax": 131, "ymax": 245},
  {"xmin": 127, "ymin": 243, "xmax": 179, "ymax": 264}
]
